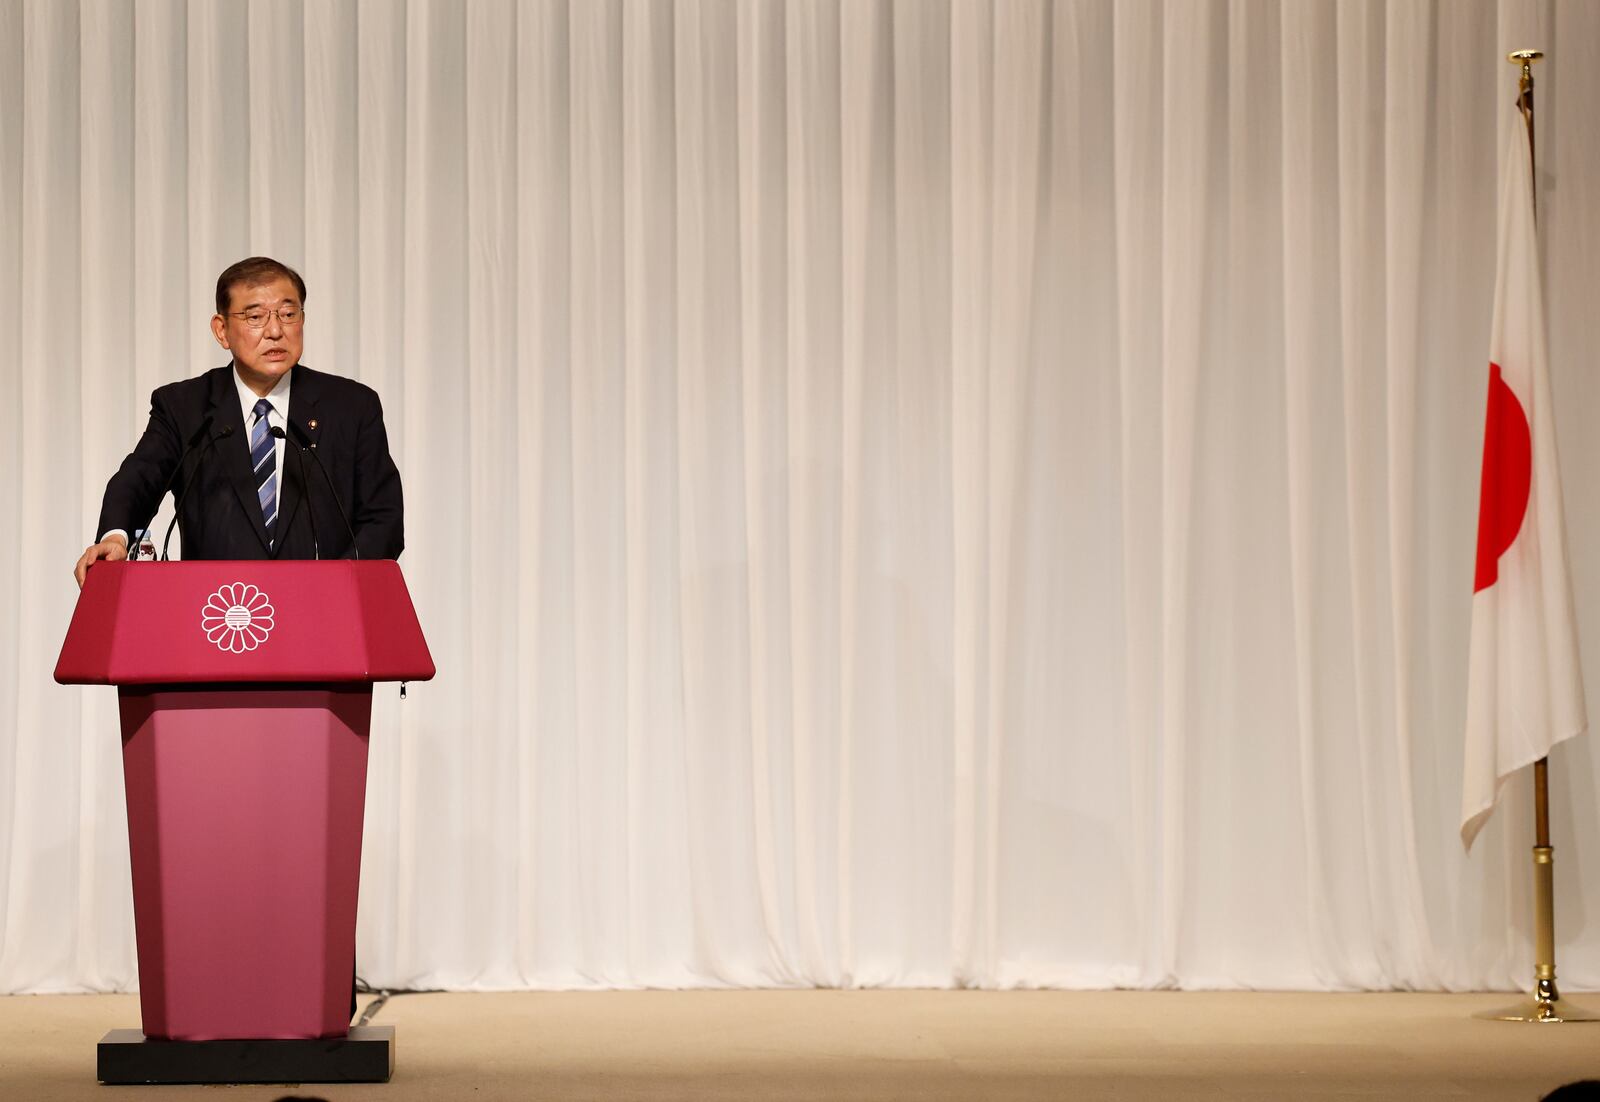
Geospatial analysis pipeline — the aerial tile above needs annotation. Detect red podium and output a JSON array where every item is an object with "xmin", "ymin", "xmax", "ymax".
[{"xmin": 55, "ymin": 559, "xmax": 434, "ymax": 1084}]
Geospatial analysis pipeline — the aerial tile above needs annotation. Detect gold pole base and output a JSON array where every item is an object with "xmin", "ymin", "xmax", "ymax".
[{"xmin": 1476, "ymin": 981, "xmax": 1600, "ymax": 1023}]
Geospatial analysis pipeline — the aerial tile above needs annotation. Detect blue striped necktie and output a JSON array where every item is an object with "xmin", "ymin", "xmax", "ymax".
[{"xmin": 250, "ymin": 398, "xmax": 278, "ymax": 546}]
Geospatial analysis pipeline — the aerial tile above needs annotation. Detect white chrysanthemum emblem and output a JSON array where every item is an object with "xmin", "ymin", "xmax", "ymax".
[{"xmin": 201, "ymin": 583, "xmax": 276, "ymax": 654}]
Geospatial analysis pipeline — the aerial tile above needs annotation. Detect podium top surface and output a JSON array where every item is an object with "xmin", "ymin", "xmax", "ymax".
[{"xmin": 55, "ymin": 560, "xmax": 436, "ymax": 686}]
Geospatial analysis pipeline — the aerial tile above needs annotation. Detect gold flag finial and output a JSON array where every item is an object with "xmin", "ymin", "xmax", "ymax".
[{"xmin": 1508, "ymin": 49, "xmax": 1543, "ymax": 92}]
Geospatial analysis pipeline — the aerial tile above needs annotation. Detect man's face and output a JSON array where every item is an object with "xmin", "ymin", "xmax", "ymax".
[{"xmin": 210, "ymin": 276, "xmax": 304, "ymax": 395}]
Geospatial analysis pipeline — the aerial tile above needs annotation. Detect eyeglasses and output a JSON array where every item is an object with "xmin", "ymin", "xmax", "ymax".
[{"xmin": 230, "ymin": 305, "xmax": 304, "ymax": 329}]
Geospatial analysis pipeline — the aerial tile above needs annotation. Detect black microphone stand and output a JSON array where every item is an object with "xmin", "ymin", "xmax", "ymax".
[
  {"xmin": 159, "ymin": 426, "xmax": 232, "ymax": 561},
  {"xmin": 270, "ymin": 426, "xmax": 319, "ymax": 560},
  {"xmin": 131, "ymin": 416, "xmax": 215, "ymax": 560},
  {"xmin": 286, "ymin": 420, "xmax": 361, "ymax": 560}
]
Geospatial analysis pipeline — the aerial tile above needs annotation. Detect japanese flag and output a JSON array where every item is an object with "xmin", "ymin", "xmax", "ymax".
[{"xmin": 1461, "ymin": 103, "xmax": 1587, "ymax": 851}]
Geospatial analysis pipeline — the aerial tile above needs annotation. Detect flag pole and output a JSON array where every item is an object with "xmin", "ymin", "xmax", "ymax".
[{"xmin": 1476, "ymin": 49, "xmax": 1598, "ymax": 1025}]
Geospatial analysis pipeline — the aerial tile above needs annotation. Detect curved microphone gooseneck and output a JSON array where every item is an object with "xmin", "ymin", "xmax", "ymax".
[
  {"xmin": 132, "ymin": 416, "xmax": 215, "ymax": 560},
  {"xmin": 286, "ymin": 420, "xmax": 360, "ymax": 560},
  {"xmin": 159, "ymin": 425, "xmax": 233, "ymax": 561},
  {"xmin": 269, "ymin": 425, "xmax": 319, "ymax": 560}
]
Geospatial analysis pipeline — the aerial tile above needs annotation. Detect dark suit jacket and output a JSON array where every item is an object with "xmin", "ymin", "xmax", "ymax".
[{"xmin": 97, "ymin": 364, "xmax": 405, "ymax": 561}]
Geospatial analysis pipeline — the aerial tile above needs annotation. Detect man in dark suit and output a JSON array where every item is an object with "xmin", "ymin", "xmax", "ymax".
[{"xmin": 74, "ymin": 256, "xmax": 404, "ymax": 585}]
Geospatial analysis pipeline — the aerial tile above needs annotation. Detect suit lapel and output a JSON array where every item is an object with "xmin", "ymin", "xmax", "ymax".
[
  {"xmin": 211, "ymin": 366, "xmax": 274, "ymax": 555},
  {"xmin": 285, "ymin": 365, "xmax": 322, "ymax": 453},
  {"xmin": 273, "ymin": 438, "xmax": 302, "ymax": 559},
  {"xmin": 276, "ymin": 367, "xmax": 322, "ymax": 556}
]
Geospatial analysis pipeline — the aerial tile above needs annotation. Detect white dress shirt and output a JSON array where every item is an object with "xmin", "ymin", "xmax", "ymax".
[{"xmin": 237, "ymin": 367, "xmax": 292, "ymax": 494}]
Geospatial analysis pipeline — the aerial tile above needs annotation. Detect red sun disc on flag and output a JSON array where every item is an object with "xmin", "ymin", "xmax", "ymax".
[{"xmin": 1474, "ymin": 362, "xmax": 1532, "ymax": 593}]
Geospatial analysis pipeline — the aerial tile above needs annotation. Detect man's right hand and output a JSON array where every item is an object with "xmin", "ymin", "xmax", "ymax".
[{"xmin": 74, "ymin": 534, "xmax": 129, "ymax": 589}]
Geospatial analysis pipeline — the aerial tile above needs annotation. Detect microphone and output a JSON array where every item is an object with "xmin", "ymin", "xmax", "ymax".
[
  {"xmin": 269, "ymin": 425, "xmax": 319, "ymax": 560},
  {"xmin": 159, "ymin": 425, "xmax": 234, "ymax": 561},
  {"xmin": 285, "ymin": 419, "xmax": 361, "ymax": 560},
  {"xmin": 130, "ymin": 416, "xmax": 215, "ymax": 559}
]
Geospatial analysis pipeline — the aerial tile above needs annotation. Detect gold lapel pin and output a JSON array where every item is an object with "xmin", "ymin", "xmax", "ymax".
[{"xmin": 308, "ymin": 419, "xmax": 318, "ymax": 430}]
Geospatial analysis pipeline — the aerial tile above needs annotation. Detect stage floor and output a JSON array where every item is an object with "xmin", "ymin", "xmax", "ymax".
[{"xmin": 3, "ymin": 990, "xmax": 1597, "ymax": 1099}]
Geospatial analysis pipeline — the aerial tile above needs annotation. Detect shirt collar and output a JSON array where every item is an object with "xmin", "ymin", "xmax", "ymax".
[{"xmin": 234, "ymin": 364, "xmax": 293, "ymax": 424}]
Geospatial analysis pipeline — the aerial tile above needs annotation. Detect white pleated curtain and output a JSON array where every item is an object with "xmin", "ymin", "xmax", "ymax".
[{"xmin": 3, "ymin": 0, "xmax": 1599, "ymax": 993}]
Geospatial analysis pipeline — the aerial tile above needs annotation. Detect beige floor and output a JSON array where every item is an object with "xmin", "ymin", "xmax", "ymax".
[{"xmin": 3, "ymin": 990, "xmax": 1599, "ymax": 1100}]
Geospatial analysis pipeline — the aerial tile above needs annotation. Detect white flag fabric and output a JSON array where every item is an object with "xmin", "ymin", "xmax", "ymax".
[{"xmin": 1460, "ymin": 105, "xmax": 1587, "ymax": 851}]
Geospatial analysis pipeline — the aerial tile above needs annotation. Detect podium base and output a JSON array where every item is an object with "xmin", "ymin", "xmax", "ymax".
[{"xmin": 97, "ymin": 1026, "xmax": 394, "ymax": 1084}]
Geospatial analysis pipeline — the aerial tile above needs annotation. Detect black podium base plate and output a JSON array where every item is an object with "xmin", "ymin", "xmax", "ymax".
[{"xmin": 97, "ymin": 1026, "xmax": 394, "ymax": 1084}]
